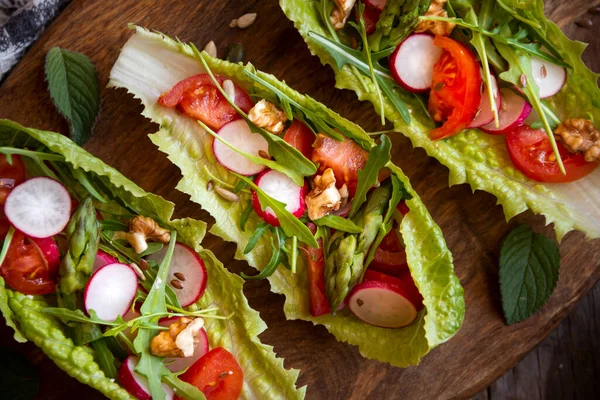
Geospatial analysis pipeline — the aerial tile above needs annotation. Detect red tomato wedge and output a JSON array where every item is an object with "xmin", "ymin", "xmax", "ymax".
[
  {"xmin": 1, "ymin": 230, "xmax": 58, "ymax": 295},
  {"xmin": 506, "ymin": 125, "xmax": 597, "ymax": 183},
  {"xmin": 158, "ymin": 74, "xmax": 254, "ymax": 130},
  {"xmin": 370, "ymin": 229, "xmax": 408, "ymax": 277},
  {"xmin": 429, "ymin": 36, "xmax": 482, "ymax": 140},
  {"xmin": 357, "ymin": 1, "xmax": 383, "ymax": 35},
  {"xmin": 0, "ymin": 154, "xmax": 26, "ymax": 205},
  {"xmin": 283, "ymin": 120, "xmax": 315, "ymax": 159},
  {"xmin": 305, "ymin": 223, "xmax": 331, "ymax": 317},
  {"xmin": 176, "ymin": 348, "xmax": 243, "ymax": 400}
]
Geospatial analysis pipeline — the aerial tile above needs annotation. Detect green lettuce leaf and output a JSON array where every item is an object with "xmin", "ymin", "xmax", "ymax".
[
  {"xmin": 280, "ymin": 0, "xmax": 600, "ymax": 241},
  {"xmin": 108, "ymin": 26, "xmax": 464, "ymax": 367},
  {"xmin": 0, "ymin": 120, "xmax": 304, "ymax": 399}
]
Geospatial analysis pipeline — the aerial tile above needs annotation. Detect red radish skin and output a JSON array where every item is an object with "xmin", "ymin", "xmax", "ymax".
[
  {"xmin": 159, "ymin": 317, "xmax": 210, "ymax": 372},
  {"xmin": 251, "ymin": 169, "xmax": 307, "ymax": 227},
  {"xmin": 31, "ymin": 237, "xmax": 61, "ymax": 272},
  {"xmin": 4, "ymin": 177, "xmax": 71, "ymax": 238},
  {"xmin": 390, "ymin": 34, "xmax": 443, "ymax": 93},
  {"xmin": 92, "ymin": 250, "xmax": 119, "ymax": 273},
  {"xmin": 212, "ymin": 119, "xmax": 269, "ymax": 176},
  {"xmin": 363, "ymin": 269, "xmax": 423, "ymax": 310},
  {"xmin": 365, "ymin": 0, "xmax": 387, "ymax": 10},
  {"xmin": 118, "ymin": 356, "xmax": 174, "ymax": 400},
  {"xmin": 480, "ymin": 89, "xmax": 532, "ymax": 135},
  {"xmin": 84, "ymin": 263, "xmax": 138, "ymax": 322},
  {"xmin": 530, "ymin": 56, "xmax": 566, "ymax": 98},
  {"xmin": 467, "ymin": 74, "xmax": 502, "ymax": 128},
  {"xmin": 348, "ymin": 280, "xmax": 420, "ymax": 328},
  {"xmin": 146, "ymin": 243, "xmax": 208, "ymax": 307}
]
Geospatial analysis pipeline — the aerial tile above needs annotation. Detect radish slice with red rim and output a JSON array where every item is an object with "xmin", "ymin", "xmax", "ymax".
[
  {"xmin": 212, "ymin": 119, "xmax": 269, "ymax": 176},
  {"xmin": 118, "ymin": 356, "xmax": 174, "ymax": 400},
  {"xmin": 467, "ymin": 74, "xmax": 502, "ymax": 128},
  {"xmin": 251, "ymin": 169, "xmax": 307, "ymax": 226},
  {"xmin": 158, "ymin": 317, "xmax": 210, "ymax": 372},
  {"xmin": 390, "ymin": 34, "xmax": 443, "ymax": 93},
  {"xmin": 530, "ymin": 56, "xmax": 566, "ymax": 99},
  {"xmin": 84, "ymin": 263, "xmax": 138, "ymax": 322},
  {"xmin": 480, "ymin": 89, "xmax": 532, "ymax": 135},
  {"xmin": 92, "ymin": 250, "xmax": 119, "ymax": 273},
  {"xmin": 4, "ymin": 177, "xmax": 71, "ymax": 238}
]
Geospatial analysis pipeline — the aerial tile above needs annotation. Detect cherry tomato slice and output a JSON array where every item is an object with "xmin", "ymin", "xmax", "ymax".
[
  {"xmin": 429, "ymin": 36, "xmax": 482, "ymax": 140},
  {"xmin": 357, "ymin": 1, "xmax": 383, "ymax": 35},
  {"xmin": 305, "ymin": 223, "xmax": 331, "ymax": 317},
  {"xmin": 158, "ymin": 74, "xmax": 254, "ymax": 130},
  {"xmin": 506, "ymin": 125, "xmax": 597, "ymax": 183},
  {"xmin": 1, "ymin": 230, "xmax": 58, "ymax": 295},
  {"xmin": 283, "ymin": 120, "xmax": 315, "ymax": 159},
  {"xmin": 0, "ymin": 154, "xmax": 26, "ymax": 206},
  {"xmin": 177, "ymin": 347, "xmax": 243, "ymax": 400}
]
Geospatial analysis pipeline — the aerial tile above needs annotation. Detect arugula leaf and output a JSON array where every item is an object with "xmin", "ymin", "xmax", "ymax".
[
  {"xmin": 315, "ymin": 215, "xmax": 362, "ymax": 233},
  {"xmin": 244, "ymin": 222, "xmax": 271, "ymax": 254},
  {"xmin": 45, "ymin": 47, "xmax": 100, "ymax": 145},
  {"xmin": 499, "ymin": 225, "xmax": 560, "ymax": 324},
  {"xmin": 234, "ymin": 173, "xmax": 318, "ymax": 247},
  {"xmin": 162, "ymin": 374, "xmax": 206, "ymax": 400},
  {"xmin": 239, "ymin": 200, "xmax": 253, "ymax": 231},
  {"xmin": 91, "ymin": 339, "xmax": 117, "ymax": 379},
  {"xmin": 349, "ymin": 135, "xmax": 392, "ymax": 217},
  {"xmin": 241, "ymin": 235, "xmax": 281, "ymax": 280}
]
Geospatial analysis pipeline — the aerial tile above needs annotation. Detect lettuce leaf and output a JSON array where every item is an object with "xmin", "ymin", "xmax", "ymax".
[
  {"xmin": 280, "ymin": 0, "xmax": 600, "ymax": 241},
  {"xmin": 0, "ymin": 120, "xmax": 304, "ymax": 400},
  {"xmin": 108, "ymin": 26, "xmax": 464, "ymax": 367}
]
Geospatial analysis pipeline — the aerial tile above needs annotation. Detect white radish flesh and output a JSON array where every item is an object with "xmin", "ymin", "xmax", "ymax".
[
  {"xmin": 159, "ymin": 317, "xmax": 210, "ymax": 372},
  {"xmin": 467, "ymin": 75, "xmax": 502, "ymax": 128},
  {"xmin": 348, "ymin": 280, "xmax": 418, "ymax": 328},
  {"xmin": 390, "ymin": 34, "xmax": 443, "ymax": 93},
  {"xmin": 212, "ymin": 119, "xmax": 269, "ymax": 175},
  {"xmin": 118, "ymin": 356, "xmax": 174, "ymax": 400},
  {"xmin": 84, "ymin": 263, "xmax": 137, "ymax": 322},
  {"xmin": 92, "ymin": 250, "xmax": 118, "ymax": 273},
  {"xmin": 4, "ymin": 177, "xmax": 71, "ymax": 238},
  {"xmin": 480, "ymin": 89, "xmax": 532, "ymax": 134},
  {"xmin": 252, "ymin": 169, "xmax": 306, "ymax": 226},
  {"xmin": 146, "ymin": 243, "xmax": 207, "ymax": 307},
  {"xmin": 530, "ymin": 56, "xmax": 566, "ymax": 99}
]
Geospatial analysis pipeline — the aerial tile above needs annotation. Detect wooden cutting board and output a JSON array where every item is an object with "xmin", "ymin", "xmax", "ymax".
[{"xmin": 0, "ymin": 1, "xmax": 598, "ymax": 399}]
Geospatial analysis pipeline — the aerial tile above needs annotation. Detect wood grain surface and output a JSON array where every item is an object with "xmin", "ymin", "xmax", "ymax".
[{"xmin": 0, "ymin": 1, "xmax": 598, "ymax": 399}]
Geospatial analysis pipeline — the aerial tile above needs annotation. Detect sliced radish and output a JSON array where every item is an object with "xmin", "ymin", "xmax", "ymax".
[
  {"xmin": 118, "ymin": 356, "xmax": 174, "ymax": 400},
  {"xmin": 530, "ymin": 56, "xmax": 566, "ymax": 99},
  {"xmin": 31, "ymin": 237, "xmax": 61, "ymax": 272},
  {"xmin": 467, "ymin": 74, "xmax": 502, "ymax": 128},
  {"xmin": 251, "ymin": 169, "xmax": 307, "ymax": 226},
  {"xmin": 390, "ymin": 34, "xmax": 443, "ymax": 93},
  {"xmin": 348, "ymin": 280, "xmax": 420, "ymax": 328},
  {"xmin": 92, "ymin": 250, "xmax": 119, "ymax": 273},
  {"xmin": 364, "ymin": 269, "xmax": 423, "ymax": 310},
  {"xmin": 212, "ymin": 119, "xmax": 269, "ymax": 176},
  {"xmin": 146, "ymin": 243, "xmax": 207, "ymax": 307},
  {"xmin": 84, "ymin": 263, "xmax": 137, "ymax": 322},
  {"xmin": 4, "ymin": 177, "xmax": 71, "ymax": 238},
  {"xmin": 158, "ymin": 317, "xmax": 209, "ymax": 372},
  {"xmin": 480, "ymin": 89, "xmax": 532, "ymax": 135}
]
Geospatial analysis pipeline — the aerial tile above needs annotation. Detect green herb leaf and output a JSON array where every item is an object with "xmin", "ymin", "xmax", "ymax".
[
  {"xmin": 244, "ymin": 222, "xmax": 271, "ymax": 254},
  {"xmin": 91, "ymin": 339, "xmax": 117, "ymax": 379},
  {"xmin": 499, "ymin": 225, "xmax": 560, "ymax": 325},
  {"xmin": 162, "ymin": 374, "xmax": 206, "ymax": 400},
  {"xmin": 350, "ymin": 135, "xmax": 392, "ymax": 218},
  {"xmin": 241, "ymin": 235, "xmax": 280, "ymax": 280},
  {"xmin": 45, "ymin": 47, "xmax": 100, "ymax": 145},
  {"xmin": 315, "ymin": 215, "xmax": 362, "ymax": 233},
  {"xmin": 239, "ymin": 200, "xmax": 253, "ymax": 231}
]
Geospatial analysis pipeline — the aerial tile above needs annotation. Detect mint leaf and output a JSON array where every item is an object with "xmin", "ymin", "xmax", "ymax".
[
  {"xmin": 499, "ymin": 225, "xmax": 560, "ymax": 324},
  {"xmin": 45, "ymin": 47, "xmax": 100, "ymax": 145}
]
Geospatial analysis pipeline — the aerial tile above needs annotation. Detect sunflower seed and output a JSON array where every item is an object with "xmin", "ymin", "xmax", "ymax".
[
  {"xmin": 223, "ymin": 79, "xmax": 236, "ymax": 100},
  {"xmin": 520, "ymin": 74, "xmax": 527, "ymax": 88},
  {"xmin": 234, "ymin": 13, "xmax": 257, "ymax": 29},
  {"xmin": 215, "ymin": 186, "xmax": 239, "ymax": 202},
  {"xmin": 139, "ymin": 258, "xmax": 149, "ymax": 270},
  {"xmin": 174, "ymin": 272, "xmax": 186, "ymax": 281},
  {"xmin": 171, "ymin": 279, "xmax": 184, "ymax": 289},
  {"xmin": 258, "ymin": 150, "xmax": 270, "ymax": 159},
  {"xmin": 130, "ymin": 263, "xmax": 145, "ymax": 280},
  {"xmin": 203, "ymin": 40, "xmax": 217, "ymax": 58}
]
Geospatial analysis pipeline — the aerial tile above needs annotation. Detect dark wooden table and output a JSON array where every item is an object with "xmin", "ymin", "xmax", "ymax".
[{"xmin": 0, "ymin": 1, "xmax": 598, "ymax": 399}]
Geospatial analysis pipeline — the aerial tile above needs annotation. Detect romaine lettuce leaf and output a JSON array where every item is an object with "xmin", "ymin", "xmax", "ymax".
[
  {"xmin": 0, "ymin": 120, "xmax": 304, "ymax": 399},
  {"xmin": 108, "ymin": 26, "xmax": 464, "ymax": 367},
  {"xmin": 280, "ymin": 0, "xmax": 600, "ymax": 241}
]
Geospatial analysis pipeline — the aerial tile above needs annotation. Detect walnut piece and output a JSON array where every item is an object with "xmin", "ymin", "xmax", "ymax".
[
  {"xmin": 415, "ymin": 0, "xmax": 455, "ymax": 36},
  {"xmin": 150, "ymin": 317, "xmax": 204, "ymax": 358},
  {"xmin": 114, "ymin": 216, "xmax": 170, "ymax": 254},
  {"xmin": 248, "ymin": 99, "xmax": 288, "ymax": 134},
  {"xmin": 330, "ymin": 0, "xmax": 357, "ymax": 30},
  {"xmin": 306, "ymin": 168, "xmax": 348, "ymax": 220},
  {"xmin": 555, "ymin": 118, "xmax": 600, "ymax": 163}
]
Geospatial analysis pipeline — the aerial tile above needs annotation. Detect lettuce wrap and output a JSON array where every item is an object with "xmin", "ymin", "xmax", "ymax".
[
  {"xmin": 280, "ymin": 0, "xmax": 600, "ymax": 241},
  {"xmin": 108, "ymin": 26, "xmax": 465, "ymax": 367},
  {"xmin": 0, "ymin": 120, "xmax": 303, "ymax": 400}
]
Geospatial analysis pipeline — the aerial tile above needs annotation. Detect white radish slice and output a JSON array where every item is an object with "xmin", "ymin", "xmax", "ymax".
[
  {"xmin": 251, "ymin": 169, "xmax": 306, "ymax": 226},
  {"xmin": 92, "ymin": 250, "xmax": 119, "ymax": 273},
  {"xmin": 390, "ymin": 34, "xmax": 443, "ymax": 93},
  {"xmin": 480, "ymin": 89, "xmax": 532, "ymax": 135},
  {"xmin": 467, "ymin": 75, "xmax": 502, "ymax": 128},
  {"xmin": 84, "ymin": 263, "xmax": 138, "ymax": 322},
  {"xmin": 348, "ymin": 280, "xmax": 419, "ymax": 328},
  {"xmin": 4, "ymin": 177, "xmax": 71, "ymax": 238},
  {"xmin": 118, "ymin": 356, "xmax": 174, "ymax": 400},
  {"xmin": 146, "ymin": 243, "xmax": 207, "ymax": 307},
  {"xmin": 212, "ymin": 119, "xmax": 269, "ymax": 175},
  {"xmin": 159, "ymin": 317, "xmax": 209, "ymax": 372},
  {"xmin": 530, "ymin": 56, "xmax": 566, "ymax": 98}
]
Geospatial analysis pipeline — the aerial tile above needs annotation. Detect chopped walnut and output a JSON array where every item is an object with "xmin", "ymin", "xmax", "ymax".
[
  {"xmin": 306, "ymin": 168, "xmax": 348, "ymax": 220},
  {"xmin": 415, "ymin": 0, "xmax": 455, "ymax": 36},
  {"xmin": 248, "ymin": 99, "xmax": 287, "ymax": 134},
  {"xmin": 330, "ymin": 0, "xmax": 357, "ymax": 30},
  {"xmin": 555, "ymin": 118, "xmax": 600, "ymax": 163},
  {"xmin": 150, "ymin": 317, "xmax": 204, "ymax": 358},
  {"xmin": 114, "ymin": 216, "xmax": 171, "ymax": 254}
]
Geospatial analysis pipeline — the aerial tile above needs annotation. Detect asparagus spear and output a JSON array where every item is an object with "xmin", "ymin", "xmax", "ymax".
[{"xmin": 368, "ymin": 0, "xmax": 432, "ymax": 51}]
